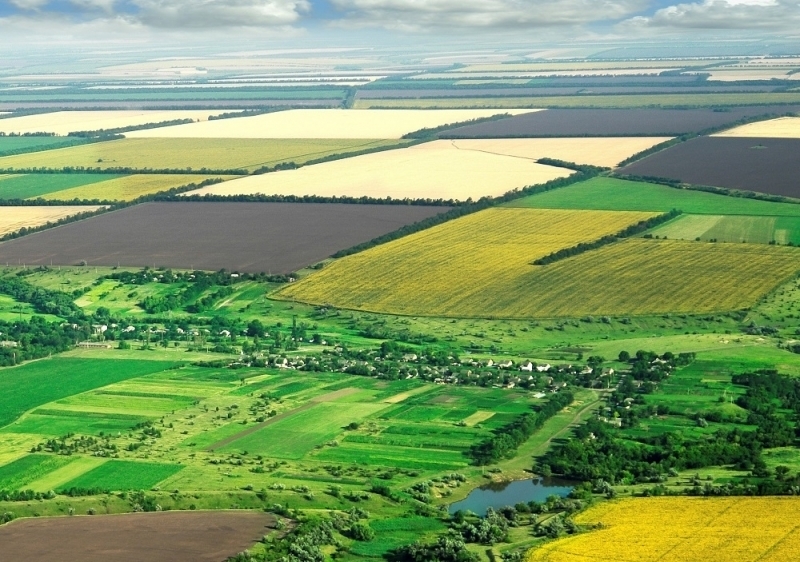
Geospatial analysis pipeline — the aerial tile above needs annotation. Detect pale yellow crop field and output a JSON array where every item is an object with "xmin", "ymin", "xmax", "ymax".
[
  {"xmin": 713, "ymin": 116, "xmax": 800, "ymax": 138},
  {"xmin": 414, "ymin": 69, "xmax": 677, "ymax": 79},
  {"xmin": 278, "ymin": 231, "xmax": 800, "ymax": 319},
  {"xmin": 0, "ymin": 138, "xmax": 403, "ymax": 173},
  {"xmin": 40, "ymin": 175, "xmax": 237, "ymax": 202},
  {"xmin": 0, "ymin": 110, "xmax": 238, "ymax": 136},
  {"xmin": 529, "ymin": 497, "xmax": 800, "ymax": 562},
  {"xmin": 0, "ymin": 206, "xmax": 104, "ymax": 236},
  {"xmin": 697, "ymin": 69, "xmax": 800, "ymax": 81},
  {"xmin": 448, "ymin": 138, "xmax": 672, "ymax": 168},
  {"xmin": 184, "ymin": 141, "xmax": 573, "ymax": 200},
  {"xmin": 124, "ymin": 108, "xmax": 536, "ymax": 139}
]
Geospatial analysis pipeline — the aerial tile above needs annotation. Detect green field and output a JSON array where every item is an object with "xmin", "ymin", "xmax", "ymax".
[
  {"xmin": 0, "ymin": 173, "xmax": 124, "ymax": 200},
  {"xmin": 0, "ymin": 138, "xmax": 407, "ymax": 172},
  {"xmin": 649, "ymin": 214, "xmax": 800, "ymax": 245},
  {"xmin": 506, "ymin": 177, "xmax": 800, "ymax": 217},
  {"xmin": 0, "ymin": 454, "xmax": 72, "ymax": 490},
  {"xmin": 59, "ymin": 460, "xmax": 183, "ymax": 491},
  {"xmin": 0, "ymin": 358, "xmax": 176, "ymax": 428},
  {"xmin": 0, "ymin": 136, "xmax": 88, "ymax": 157},
  {"xmin": 4, "ymin": 410, "xmax": 148, "ymax": 436}
]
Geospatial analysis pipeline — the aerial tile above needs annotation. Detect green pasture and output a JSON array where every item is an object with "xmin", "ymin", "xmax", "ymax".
[
  {"xmin": 507, "ymin": 177, "xmax": 800, "ymax": 217},
  {"xmin": 0, "ymin": 136, "xmax": 87, "ymax": 158},
  {"xmin": 0, "ymin": 358, "xmax": 176, "ymax": 428},
  {"xmin": 649, "ymin": 214, "xmax": 800, "ymax": 245},
  {"xmin": 3, "ymin": 410, "xmax": 147, "ymax": 436},
  {"xmin": 351, "ymin": 517, "xmax": 446, "ymax": 558},
  {"xmin": 0, "ymin": 294, "xmax": 61, "ymax": 323},
  {"xmin": 220, "ymin": 401, "xmax": 389, "ymax": 458},
  {"xmin": 59, "ymin": 460, "xmax": 183, "ymax": 491},
  {"xmin": 0, "ymin": 173, "xmax": 124, "ymax": 200},
  {"xmin": 313, "ymin": 442, "xmax": 469, "ymax": 471}
]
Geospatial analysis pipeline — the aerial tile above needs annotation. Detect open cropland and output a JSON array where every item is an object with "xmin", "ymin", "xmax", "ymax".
[
  {"xmin": 441, "ymin": 107, "xmax": 800, "ymax": 137},
  {"xmin": 0, "ymin": 173, "xmax": 229, "ymax": 202},
  {"xmin": 0, "ymin": 206, "xmax": 104, "ymax": 237},
  {"xmin": 184, "ymin": 140, "xmax": 575, "ymax": 200},
  {"xmin": 353, "ymin": 92, "xmax": 800, "ymax": 109},
  {"xmin": 0, "ymin": 138, "xmax": 405, "ymax": 173},
  {"xmin": 0, "ymin": 202, "xmax": 449, "ymax": 272},
  {"xmin": 713, "ymin": 116, "xmax": 800, "ymax": 138},
  {"xmin": 0, "ymin": 136, "xmax": 88, "ymax": 157},
  {"xmin": 528, "ymin": 497, "xmax": 800, "ymax": 562},
  {"xmin": 0, "ymin": 110, "xmax": 238, "ymax": 136},
  {"xmin": 508, "ymin": 176, "xmax": 800, "ymax": 216},
  {"xmin": 0, "ymin": 511, "xmax": 274, "ymax": 562},
  {"xmin": 619, "ymin": 136, "xmax": 800, "ymax": 199},
  {"xmin": 123, "ymin": 108, "xmax": 534, "ymax": 139},
  {"xmin": 280, "ymin": 229, "xmax": 800, "ymax": 318},
  {"xmin": 649, "ymin": 214, "xmax": 800, "ymax": 245}
]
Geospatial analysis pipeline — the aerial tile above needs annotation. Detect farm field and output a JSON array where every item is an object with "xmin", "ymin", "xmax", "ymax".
[
  {"xmin": 0, "ymin": 202, "xmax": 449, "ymax": 272},
  {"xmin": 0, "ymin": 173, "xmax": 124, "ymax": 200},
  {"xmin": 0, "ymin": 206, "xmax": 104, "ymax": 237},
  {"xmin": 0, "ymin": 138, "xmax": 405, "ymax": 173},
  {"xmin": 0, "ymin": 110, "xmax": 238, "ymax": 136},
  {"xmin": 353, "ymin": 92, "xmax": 800, "ymax": 109},
  {"xmin": 185, "ymin": 140, "xmax": 576, "ymax": 200},
  {"xmin": 59, "ymin": 460, "xmax": 183, "ymax": 491},
  {"xmin": 124, "ymin": 108, "xmax": 534, "ymax": 139},
  {"xmin": 441, "ymin": 106, "xmax": 800, "ymax": 137},
  {"xmin": 0, "ymin": 136, "xmax": 88, "ymax": 157},
  {"xmin": 619, "ymin": 136, "xmax": 800, "ymax": 199},
  {"xmin": 713, "ymin": 116, "xmax": 800, "ymax": 138},
  {"xmin": 279, "ymin": 232, "xmax": 800, "ymax": 318},
  {"xmin": 445, "ymin": 138, "xmax": 671, "ymax": 167},
  {"xmin": 38, "ymin": 174, "xmax": 237, "ymax": 202},
  {"xmin": 528, "ymin": 497, "xmax": 800, "ymax": 562},
  {"xmin": 0, "ymin": 511, "xmax": 274, "ymax": 562},
  {"xmin": 507, "ymin": 176, "xmax": 800, "ymax": 216},
  {"xmin": 649, "ymin": 214, "xmax": 800, "ymax": 245}
]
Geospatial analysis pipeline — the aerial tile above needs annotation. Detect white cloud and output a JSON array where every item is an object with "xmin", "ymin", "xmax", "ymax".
[
  {"xmin": 329, "ymin": 0, "xmax": 649, "ymax": 30},
  {"xmin": 8, "ymin": 0, "xmax": 49, "ymax": 9},
  {"xmin": 130, "ymin": 0, "xmax": 311, "ymax": 28},
  {"xmin": 624, "ymin": 0, "xmax": 800, "ymax": 30}
]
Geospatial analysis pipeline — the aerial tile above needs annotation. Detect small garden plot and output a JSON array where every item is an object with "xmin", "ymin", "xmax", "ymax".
[
  {"xmin": 59, "ymin": 460, "xmax": 183, "ymax": 492},
  {"xmin": 0, "ymin": 454, "xmax": 72, "ymax": 490}
]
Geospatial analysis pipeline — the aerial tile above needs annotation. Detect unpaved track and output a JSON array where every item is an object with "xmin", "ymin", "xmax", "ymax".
[{"xmin": 0, "ymin": 510, "xmax": 274, "ymax": 562}]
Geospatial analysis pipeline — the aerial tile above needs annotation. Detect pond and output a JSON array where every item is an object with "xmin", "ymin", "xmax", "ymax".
[{"xmin": 448, "ymin": 477, "xmax": 574, "ymax": 516}]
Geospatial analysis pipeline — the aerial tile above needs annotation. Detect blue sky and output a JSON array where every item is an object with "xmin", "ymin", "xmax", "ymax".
[{"xmin": 0, "ymin": 0, "xmax": 796, "ymax": 35}]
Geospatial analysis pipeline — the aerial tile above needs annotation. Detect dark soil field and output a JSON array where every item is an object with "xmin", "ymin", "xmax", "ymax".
[
  {"xmin": 618, "ymin": 137, "xmax": 800, "ymax": 199},
  {"xmin": 0, "ymin": 202, "xmax": 449, "ymax": 273},
  {"xmin": 440, "ymin": 106, "xmax": 800, "ymax": 137},
  {"xmin": 0, "ymin": 511, "xmax": 274, "ymax": 562}
]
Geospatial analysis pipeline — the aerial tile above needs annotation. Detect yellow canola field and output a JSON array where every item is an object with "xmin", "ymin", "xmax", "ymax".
[
  {"xmin": 529, "ymin": 497, "xmax": 800, "ymax": 562},
  {"xmin": 713, "ymin": 116, "xmax": 800, "ymax": 138},
  {"xmin": 185, "ymin": 141, "xmax": 573, "ymax": 201},
  {"xmin": 0, "ymin": 138, "xmax": 401, "ymax": 173},
  {"xmin": 278, "ymin": 222, "xmax": 800, "ymax": 319},
  {"xmin": 0, "ymin": 206, "xmax": 104, "ymax": 236},
  {"xmin": 40, "ymin": 175, "xmax": 237, "ymax": 202},
  {"xmin": 448, "ymin": 138, "xmax": 672, "ymax": 168},
  {"xmin": 0, "ymin": 110, "xmax": 237, "ymax": 136},
  {"xmin": 124, "ymin": 108, "xmax": 535, "ymax": 139}
]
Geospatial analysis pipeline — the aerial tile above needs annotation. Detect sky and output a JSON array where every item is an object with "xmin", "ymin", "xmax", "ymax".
[{"xmin": 0, "ymin": 0, "xmax": 798, "ymax": 41}]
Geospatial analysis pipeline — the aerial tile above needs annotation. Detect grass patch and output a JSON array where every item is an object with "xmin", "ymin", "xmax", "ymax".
[{"xmin": 0, "ymin": 454, "xmax": 73, "ymax": 490}]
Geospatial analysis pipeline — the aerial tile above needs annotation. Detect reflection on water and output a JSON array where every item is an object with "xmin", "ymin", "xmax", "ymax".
[{"xmin": 448, "ymin": 477, "xmax": 573, "ymax": 516}]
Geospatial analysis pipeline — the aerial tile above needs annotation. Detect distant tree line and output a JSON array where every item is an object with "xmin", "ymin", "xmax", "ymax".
[
  {"xmin": 402, "ymin": 113, "xmax": 513, "ymax": 139},
  {"xmin": 67, "ymin": 118, "xmax": 194, "ymax": 138},
  {"xmin": 533, "ymin": 209, "xmax": 682, "ymax": 265}
]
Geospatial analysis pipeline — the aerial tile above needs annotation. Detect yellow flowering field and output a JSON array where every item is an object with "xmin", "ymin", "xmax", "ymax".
[
  {"xmin": 528, "ymin": 497, "xmax": 800, "ymax": 562},
  {"xmin": 277, "ymin": 209, "xmax": 800, "ymax": 319}
]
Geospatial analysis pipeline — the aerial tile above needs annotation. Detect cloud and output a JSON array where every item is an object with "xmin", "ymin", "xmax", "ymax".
[
  {"xmin": 130, "ymin": 0, "xmax": 311, "ymax": 28},
  {"xmin": 8, "ymin": 0, "xmax": 49, "ymax": 9},
  {"xmin": 624, "ymin": 0, "xmax": 800, "ymax": 30},
  {"xmin": 328, "ymin": 0, "xmax": 649, "ymax": 30}
]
